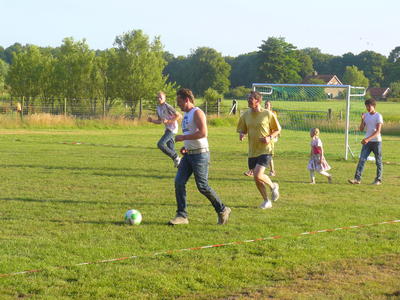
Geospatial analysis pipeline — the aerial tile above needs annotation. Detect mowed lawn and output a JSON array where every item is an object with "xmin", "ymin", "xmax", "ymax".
[{"xmin": 0, "ymin": 126, "xmax": 399, "ymax": 299}]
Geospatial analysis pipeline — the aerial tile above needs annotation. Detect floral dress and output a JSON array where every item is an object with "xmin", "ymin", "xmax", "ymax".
[{"xmin": 307, "ymin": 138, "xmax": 331, "ymax": 172}]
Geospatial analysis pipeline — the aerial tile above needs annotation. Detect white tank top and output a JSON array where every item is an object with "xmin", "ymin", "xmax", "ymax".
[{"xmin": 182, "ymin": 107, "xmax": 209, "ymax": 150}]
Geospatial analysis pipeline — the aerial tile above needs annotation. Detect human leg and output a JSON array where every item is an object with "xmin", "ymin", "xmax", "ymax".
[
  {"xmin": 173, "ymin": 155, "xmax": 192, "ymax": 218},
  {"xmin": 310, "ymin": 170, "xmax": 315, "ymax": 184},
  {"xmin": 371, "ymin": 142, "xmax": 383, "ymax": 183},
  {"xmin": 191, "ymin": 152, "xmax": 226, "ymax": 214},
  {"xmin": 157, "ymin": 129, "xmax": 178, "ymax": 160},
  {"xmin": 354, "ymin": 143, "xmax": 372, "ymax": 182}
]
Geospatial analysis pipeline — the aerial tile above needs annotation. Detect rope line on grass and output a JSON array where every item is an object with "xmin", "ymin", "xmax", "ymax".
[
  {"xmin": 1, "ymin": 219, "xmax": 399, "ymax": 278},
  {"xmin": 59, "ymin": 141, "xmax": 134, "ymax": 148}
]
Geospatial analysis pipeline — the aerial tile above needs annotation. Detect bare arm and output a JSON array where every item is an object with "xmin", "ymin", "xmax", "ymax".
[
  {"xmin": 359, "ymin": 113, "xmax": 365, "ymax": 131},
  {"xmin": 163, "ymin": 111, "xmax": 182, "ymax": 125},
  {"xmin": 362, "ymin": 123, "xmax": 382, "ymax": 144}
]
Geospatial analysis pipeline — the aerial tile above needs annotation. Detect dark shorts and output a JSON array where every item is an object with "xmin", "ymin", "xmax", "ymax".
[{"xmin": 248, "ymin": 154, "xmax": 272, "ymax": 170}]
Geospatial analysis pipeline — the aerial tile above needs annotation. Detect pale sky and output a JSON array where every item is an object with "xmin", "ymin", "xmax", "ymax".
[{"xmin": 1, "ymin": 0, "xmax": 399, "ymax": 57}]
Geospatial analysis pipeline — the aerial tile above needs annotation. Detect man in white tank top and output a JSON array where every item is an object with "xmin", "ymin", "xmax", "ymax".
[
  {"xmin": 348, "ymin": 98, "xmax": 383, "ymax": 185},
  {"xmin": 168, "ymin": 88, "xmax": 231, "ymax": 225}
]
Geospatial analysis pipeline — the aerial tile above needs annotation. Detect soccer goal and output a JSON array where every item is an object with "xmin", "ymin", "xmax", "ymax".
[{"xmin": 252, "ymin": 83, "xmax": 366, "ymax": 160}]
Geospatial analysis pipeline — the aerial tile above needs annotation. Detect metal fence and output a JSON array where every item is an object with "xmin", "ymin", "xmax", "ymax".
[{"xmin": 0, "ymin": 97, "xmax": 239, "ymax": 119}]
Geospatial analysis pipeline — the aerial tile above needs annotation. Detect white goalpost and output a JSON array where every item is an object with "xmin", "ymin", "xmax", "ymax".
[{"xmin": 252, "ymin": 83, "xmax": 366, "ymax": 160}]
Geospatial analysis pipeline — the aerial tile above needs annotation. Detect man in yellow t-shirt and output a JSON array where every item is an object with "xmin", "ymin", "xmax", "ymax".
[{"xmin": 237, "ymin": 91, "xmax": 281, "ymax": 209}]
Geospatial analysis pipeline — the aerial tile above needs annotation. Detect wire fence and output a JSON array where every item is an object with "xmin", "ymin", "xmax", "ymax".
[{"xmin": 0, "ymin": 97, "xmax": 240, "ymax": 119}]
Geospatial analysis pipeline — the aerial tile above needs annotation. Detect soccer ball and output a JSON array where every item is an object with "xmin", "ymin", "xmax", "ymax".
[{"xmin": 124, "ymin": 209, "xmax": 142, "ymax": 225}]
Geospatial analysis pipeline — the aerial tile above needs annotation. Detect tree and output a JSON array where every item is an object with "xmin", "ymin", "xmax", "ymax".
[
  {"xmin": 6, "ymin": 45, "xmax": 49, "ymax": 98},
  {"xmin": 53, "ymin": 37, "xmax": 95, "ymax": 102},
  {"xmin": 355, "ymin": 51, "xmax": 387, "ymax": 87},
  {"xmin": 342, "ymin": 65, "xmax": 369, "ymax": 87},
  {"xmin": 297, "ymin": 51, "xmax": 314, "ymax": 78},
  {"xmin": 388, "ymin": 46, "xmax": 400, "ymax": 63},
  {"xmin": 113, "ymin": 30, "xmax": 169, "ymax": 117},
  {"xmin": 227, "ymin": 52, "xmax": 260, "ymax": 87},
  {"xmin": 258, "ymin": 37, "xmax": 302, "ymax": 83},
  {"xmin": 389, "ymin": 81, "xmax": 400, "ymax": 98},
  {"xmin": 186, "ymin": 47, "xmax": 231, "ymax": 95},
  {"xmin": 0, "ymin": 59, "xmax": 8, "ymax": 94},
  {"xmin": 301, "ymin": 48, "xmax": 335, "ymax": 74}
]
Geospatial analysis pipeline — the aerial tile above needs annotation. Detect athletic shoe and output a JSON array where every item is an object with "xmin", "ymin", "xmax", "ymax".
[
  {"xmin": 348, "ymin": 179, "xmax": 361, "ymax": 184},
  {"xmin": 328, "ymin": 176, "xmax": 332, "ymax": 184},
  {"xmin": 173, "ymin": 157, "xmax": 181, "ymax": 168},
  {"xmin": 372, "ymin": 180, "xmax": 382, "ymax": 185},
  {"xmin": 259, "ymin": 199, "xmax": 272, "ymax": 209},
  {"xmin": 217, "ymin": 207, "xmax": 231, "ymax": 225},
  {"xmin": 271, "ymin": 183, "xmax": 279, "ymax": 202},
  {"xmin": 168, "ymin": 215, "xmax": 189, "ymax": 225}
]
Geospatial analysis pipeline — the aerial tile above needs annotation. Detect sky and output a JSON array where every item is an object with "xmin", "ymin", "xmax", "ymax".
[{"xmin": 1, "ymin": 0, "xmax": 399, "ymax": 58}]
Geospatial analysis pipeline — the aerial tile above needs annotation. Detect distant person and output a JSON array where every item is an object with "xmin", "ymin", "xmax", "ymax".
[
  {"xmin": 237, "ymin": 91, "xmax": 281, "ymax": 209},
  {"xmin": 16, "ymin": 102, "xmax": 22, "ymax": 120},
  {"xmin": 147, "ymin": 91, "xmax": 182, "ymax": 167},
  {"xmin": 348, "ymin": 98, "xmax": 383, "ymax": 185},
  {"xmin": 307, "ymin": 128, "xmax": 332, "ymax": 184},
  {"xmin": 168, "ymin": 88, "xmax": 231, "ymax": 225},
  {"xmin": 243, "ymin": 100, "xmax": 280, "ymax": 177}
]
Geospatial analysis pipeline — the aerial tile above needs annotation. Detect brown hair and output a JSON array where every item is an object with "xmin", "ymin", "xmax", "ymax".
[
  {"xmin": 177, "ymin": 88, "xmax": 195, "ymax": 103},
  {"xmin": 364, "ymin": 98, "xmax": 377, "ymax": 107},
  {"xmin": 248, "ymin": 91, "xmax": 262, "ymax": 101}
]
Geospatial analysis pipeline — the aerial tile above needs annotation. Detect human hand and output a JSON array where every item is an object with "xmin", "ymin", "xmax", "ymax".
[
  {"xmin": 239, "ymin": 133, "xmax": 246, "ymax": 141},
  {"xmin": 259, "ymin": 136, "xmax": 271, "ymax": 144},
  {"xmin": 361, "ymin": 138, "xmax": 369, "ymax": 145},
  {"xmin": 147, "ymin": 116, "xmax": 153, "ymax": 122},
  {"xmin": 175, "ymin": 135, "xmax": 185, "ymax": 142}
]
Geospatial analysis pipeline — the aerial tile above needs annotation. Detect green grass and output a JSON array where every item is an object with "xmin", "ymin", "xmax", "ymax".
[{"xmin": 0, "ymin": 126, "xmax": 399, "ymax": 299}]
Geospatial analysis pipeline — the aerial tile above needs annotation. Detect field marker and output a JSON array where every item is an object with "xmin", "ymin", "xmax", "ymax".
[{"xmin": 1, "ymin": 219, "xmax": 399, "ymax": 278}]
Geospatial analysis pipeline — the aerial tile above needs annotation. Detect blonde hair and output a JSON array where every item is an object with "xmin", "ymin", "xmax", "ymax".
[{"xmin": 310, "ymin": 128, "xmax": 320, "ymax": 137}]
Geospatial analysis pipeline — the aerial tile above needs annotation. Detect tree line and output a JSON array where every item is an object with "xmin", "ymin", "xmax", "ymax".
[{"xmin": 1, "ymin": 30, "xmax": 400, "ymax": 114}]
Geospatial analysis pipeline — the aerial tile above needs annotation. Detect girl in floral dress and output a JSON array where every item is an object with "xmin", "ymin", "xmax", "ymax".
[{"xmin": 307, "ymin": 128, "xmax": 332, "ymax": 184}]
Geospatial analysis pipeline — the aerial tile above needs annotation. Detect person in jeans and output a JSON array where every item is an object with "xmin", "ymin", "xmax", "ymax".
[
  {"xmin": 348, "ymin": 98, "xmax": 383, "ymax": 185},
  {"xmin": 237, "ymin": 91, "xmax": 281, "ymax": 209},
  {"xmin": 168, "ymin": 88, "xmax": 231, "ymax": 225},
  {"xmin": 148, "ymin": 91, "xmax": 182, "ymax": 167}
]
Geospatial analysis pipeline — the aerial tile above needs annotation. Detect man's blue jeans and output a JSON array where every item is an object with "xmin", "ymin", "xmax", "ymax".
[
  {"xmin": 354, "ymin": 141, "xmax": 383, "ymax": 182},
  {"xmin": 175, "ymin": 152, "xmax": 225, "ymax": 218},
  {"xmin": 157, "ymin": 129, "xmax": 178, "ymax": 160}
]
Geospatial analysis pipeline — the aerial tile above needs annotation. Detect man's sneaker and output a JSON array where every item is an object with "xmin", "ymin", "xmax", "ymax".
[
  {"xmin": 348, "ymin": 179, "xmax": 361, "ymax": 185},
  {"xmin": 168, "ymin": 215, "xmax": 189, "ymax": 225},
  {"xmin": 271, "ymin": 183, "xmax": 279, "ymax": 202},
  {"xmin": 372, "ymin": 180, "xmax": 382, "ymax": 185},
  {"xmin": 173, "ymin": 157, "xmax": 181, "ymax": 168},
  {"xmin": 218, "ymin": 207, "xmax": 231, "ymax": 225},
  {"xmin": 259, "ymin": 199, "xmax": 272, "ymax": 209}
]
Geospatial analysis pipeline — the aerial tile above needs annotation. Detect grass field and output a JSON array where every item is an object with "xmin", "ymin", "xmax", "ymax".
[{"xmin": 1, "ymin": 125, "xmax": 399, "ymax": 299}]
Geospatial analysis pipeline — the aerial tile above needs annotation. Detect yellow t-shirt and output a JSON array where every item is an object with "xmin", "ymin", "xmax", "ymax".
[{"xmin": 237, "ymin": 108, "xmax": 280, "ymax": 158}]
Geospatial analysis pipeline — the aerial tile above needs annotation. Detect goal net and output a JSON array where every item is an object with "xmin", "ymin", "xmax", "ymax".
[{"xmin": 252, "ymin": 83, "xmax": 366, "ymax": 160}]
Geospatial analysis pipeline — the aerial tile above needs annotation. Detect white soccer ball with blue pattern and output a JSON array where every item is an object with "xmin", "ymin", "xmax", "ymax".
[{"xmin": 124, "ymin": 209, "xmax": 142, "ymax": 225}]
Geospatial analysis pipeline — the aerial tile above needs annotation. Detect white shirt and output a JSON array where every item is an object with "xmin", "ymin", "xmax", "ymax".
[
  {"xmin": 364, "ymin": 112, "xmax": 383, "ymax": 142},
  {"xmin": 157, "ymin": 102, "xmax": 178, "ymax": 134},
  {"xmin": 182, "ymin": 107, "xmax": 209, "ymax": 150}
]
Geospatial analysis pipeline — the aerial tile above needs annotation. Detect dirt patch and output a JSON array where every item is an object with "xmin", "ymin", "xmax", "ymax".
[{"xmin": 223, "ymin": 254, "xmax": 400, "ymax": 299}]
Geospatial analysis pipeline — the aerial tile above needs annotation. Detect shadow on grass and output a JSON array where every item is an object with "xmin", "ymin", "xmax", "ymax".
[{"xmin": 0, "ymin": 163, "xmax": 147, "ymax": 173}]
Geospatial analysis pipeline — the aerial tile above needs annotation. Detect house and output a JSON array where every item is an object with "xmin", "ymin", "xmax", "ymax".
[
  {"xmin": 302, "ymin": 72, "xmax": 344, "ymax": 98},
  {"xmin": 367, "ymin": 87, "xmax": 390, "ymax": 101}
]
